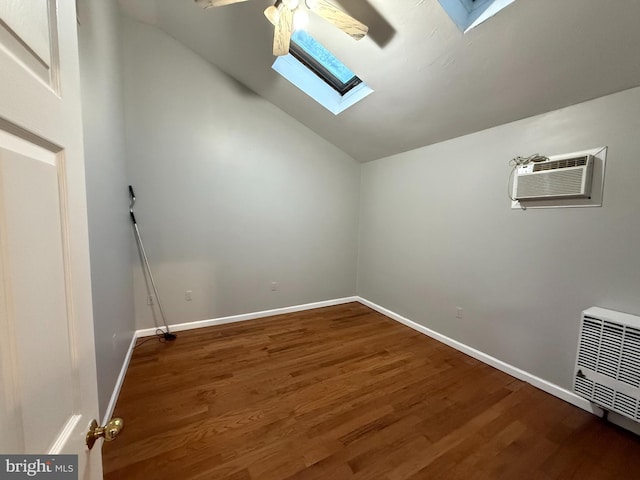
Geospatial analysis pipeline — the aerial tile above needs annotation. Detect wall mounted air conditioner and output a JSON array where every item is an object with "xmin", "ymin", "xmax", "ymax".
[
  {"xmin": 574, "ymin": 307, "xmax": 640, "ymax": 422},
  {"xmin": 513, "ymin": 154, "xmax": 594, "ymax": 201}
]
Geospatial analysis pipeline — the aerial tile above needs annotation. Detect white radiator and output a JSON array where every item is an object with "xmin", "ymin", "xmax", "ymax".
[{"xmin": 574, "ymin": 307, "xmax": 640, "ymax": 421}]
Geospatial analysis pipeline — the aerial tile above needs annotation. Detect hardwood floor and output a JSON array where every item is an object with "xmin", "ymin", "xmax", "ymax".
[{"xmin": 103, "ymin": 303, "xmax": 640, "ymax": 479}]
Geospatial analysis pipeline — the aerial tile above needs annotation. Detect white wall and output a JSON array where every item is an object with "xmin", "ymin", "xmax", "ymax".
[
  {"xmin": 358, "ymin": 86, "xmax": 640, "ymax": 390},
  {"xmin": 121, "ymin": 18, "xmax": 361, "ymax": 330},
  {"xmin": 77, "ymin": 0, "xmax": 136, "ymax": 418}
]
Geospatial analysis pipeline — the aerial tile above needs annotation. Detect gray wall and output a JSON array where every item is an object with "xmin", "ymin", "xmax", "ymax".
[
  {"xmin": 79, "ymin": 3, "xmax": 640, "ymax": 414},
  {"xmin": 77, "ymin": 0, "xmax": 136, "ymax": 419},
  {"xmin": 358, "ymin": 86, "xmax": 640, "ymax": 390},
  {"xmin": 121, "ymin": 18, "xmax": 361, "ymax": 330}
]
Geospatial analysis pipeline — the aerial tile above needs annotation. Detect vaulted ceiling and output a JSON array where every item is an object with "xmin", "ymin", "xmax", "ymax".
[{"xmin": 119, "ymin": 0, "xmax": 640, "ymax": 162}]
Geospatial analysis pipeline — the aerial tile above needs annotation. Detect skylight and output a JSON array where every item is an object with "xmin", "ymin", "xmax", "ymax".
[
  {"xmin": 438, "ymin": 0, "xmax": 518, "ymax": 33},
  {"xmin": 272, "ymin": 31, "xmax": 373, "ymax": 115},
  {"xmin": 289, "ymin": 30, "xmax": 362, "ymax": 95}
]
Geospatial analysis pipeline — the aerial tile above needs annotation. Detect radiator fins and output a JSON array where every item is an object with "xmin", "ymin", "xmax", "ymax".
[
  {"xmin": 574, "ymin": 376, "xmax": 640, "ymax": 421},
  {"xmin": 574, "ymin": 310, "xmax": 640, "ymax": 422}
]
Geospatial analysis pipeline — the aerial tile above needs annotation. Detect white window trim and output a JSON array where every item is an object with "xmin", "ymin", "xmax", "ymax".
[
  {"xmin": 438, "ymin": 0, "xmax": 517, "ymax": 33},
  {"xmin": 272, "ymin": 53, "xmax": 373, "ymax": 115},
  {"xmin": 465, "ymin": 0, "xmax": 517, "ymax": 32}
]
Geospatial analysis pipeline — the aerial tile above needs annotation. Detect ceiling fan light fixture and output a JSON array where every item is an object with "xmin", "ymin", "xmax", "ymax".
[
  {"xmin": 293, "ymin": 8, "xmax": 309, "ymax": 30},
  {"xmin": 283, "ymin": 0, "xmax": 299, "ymax": 9}
]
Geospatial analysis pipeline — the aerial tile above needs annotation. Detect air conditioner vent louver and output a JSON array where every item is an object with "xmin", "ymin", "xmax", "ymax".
[
  {"xmin": 533, "ymin": 156, "xmax": 588, "ymax": 171},
  {"xmin": 574, "ymin": 308, "xmax": 640, "ymax": 422},
  {"xmin": 514, "ymin": 154, "xmax": 594, "ymax": 201}
]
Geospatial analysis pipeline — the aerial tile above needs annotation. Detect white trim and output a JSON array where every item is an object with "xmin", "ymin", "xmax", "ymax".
[
  {"xmin": 465, "ymin": 0, "xmax": 517, "ymax": 32},
  {"xmin": 102, "ymin": 332, "xmax": 137, "ymax": 426},
  {"xmin": 136, "ymin": 296, "xmax": 359, "ymax": 337},
  {"xmin": 0, "ymin": 127, "xmax": 57, "ymax": 165},
  {"xmin": 357, "ymin": 297, "xmax": 598, "ymax": 412},
  {"xmin": 272, "ymin": 54, "xmax": 373, "ymax": 115},
  {"xmin": 357, "ymin": 296, "xmax": 640, "ymax": 435},
  {"xmin": 438, "ymin": 0, "xmax": 516, "ymax": 33},
  {"xmin": 48, "ymin": 414, "xmax": 82, "ymax": 454},
  {"xmin": 103, "ymin": 297, "xmax": 358, "ymax": 426}
]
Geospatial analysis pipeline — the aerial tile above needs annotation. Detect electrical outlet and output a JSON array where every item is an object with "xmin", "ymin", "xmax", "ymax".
[
  {"xmin": 456, "ymin": 307, "xmax": 464, "ymax": 319},
  {"xmin": 185, "ymin": 290, "xmax": 192, "ymax": 301},
  {"xmin": 147, "ymin": 295, "xmax": 154, "ymax": 305},
  {"xmin": 271, "ymin": 282, "xmax": 278, "ymax": 291}
]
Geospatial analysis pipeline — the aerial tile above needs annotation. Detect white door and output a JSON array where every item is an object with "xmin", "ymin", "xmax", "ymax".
[{"xmin": 0, "ymin": 1, "xmax": 102, "ymax": 478}]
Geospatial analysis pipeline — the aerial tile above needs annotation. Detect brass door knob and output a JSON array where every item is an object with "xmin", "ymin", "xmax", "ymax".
[{"xmin": 86, "ymin": 417, "xmax": 124, "ymax": 450}]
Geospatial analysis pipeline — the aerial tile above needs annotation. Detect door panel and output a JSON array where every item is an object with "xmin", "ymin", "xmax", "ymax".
[
  {"xmin": 0, "ymin": 133, "xmax": 75, "ymax": 454},
  {"xmin": 0, "ymin": 0, "xmax": 58, "ymax": 89},
  {"xmin": 0, "ymin": 0, "xmax": 101, "ymax": 477},
  {"xmin": 0, "ymin": 1, "xmax": 52, "ymax": 62}
]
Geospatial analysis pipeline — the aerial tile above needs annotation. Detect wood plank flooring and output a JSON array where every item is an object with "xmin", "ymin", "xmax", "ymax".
[{"xmin": 103, "ymin": 302, "xmax": 640, "ymax": 479}]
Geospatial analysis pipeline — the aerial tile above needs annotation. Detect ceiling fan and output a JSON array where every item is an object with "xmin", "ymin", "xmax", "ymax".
[{"xmin": 195, "ymin": 0, "xmax": 369, "ymax": 56}]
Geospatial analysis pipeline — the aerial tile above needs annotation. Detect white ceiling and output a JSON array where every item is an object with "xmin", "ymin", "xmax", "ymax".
[{"xmin": 119, "ymin": 0, "xmax": 640, "ymax": 162}]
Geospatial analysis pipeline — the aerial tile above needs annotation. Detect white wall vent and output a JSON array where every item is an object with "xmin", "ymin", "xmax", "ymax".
[
  {"xmin": 574, "ymin": 307, "xmax": 640, "ymax": 422},
  {"xmin": 513, "ymin": 154, "xmax": 594, "ymax": 201}
]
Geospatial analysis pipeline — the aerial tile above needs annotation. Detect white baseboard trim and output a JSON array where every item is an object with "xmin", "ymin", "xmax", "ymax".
[
  {"xmin": 358, "ymin": 297, "xmax": 640, "ymax": 435},
  {"xmin": 360, "ymin": 297, "xmax": 640, "ymax": 434},
  {"xmin": 102, "ymin": 297, "xmax": 358, "ymax": 424},
  {"xmin": 357, "ymin": 297, "xmax": 600, "ymax": 415},
  {"xmin": 102, "ymin": 331, "xmax": 137, "ymax": 426},
  {"xmin": 135, "ymin": 296, "xmax": 360, "ymax": 338}
]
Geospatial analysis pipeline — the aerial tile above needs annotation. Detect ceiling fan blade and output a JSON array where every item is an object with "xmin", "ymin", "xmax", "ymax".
[
  {"xmin": 195, "ymin": 0, "xmax": 251, "ymax": 8},
  {"xmin": 306, "ymin": 0, "xmax": 368, "ymax": 40},
  {"xmin": 264, "ymin": 5, "xmax": 278, "ymax": 26},
  {"xmin": 273, "ymin": 6, "xmax": 293, "ymax": 56}
]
